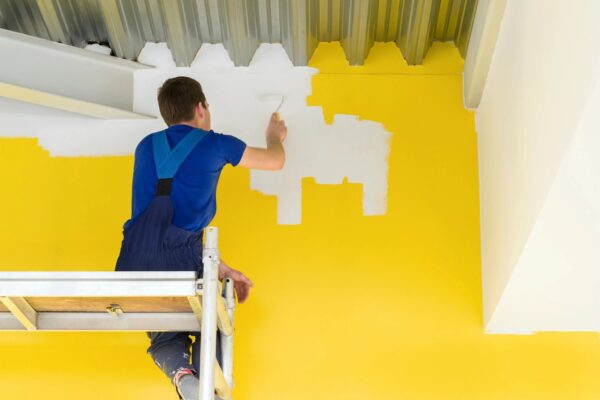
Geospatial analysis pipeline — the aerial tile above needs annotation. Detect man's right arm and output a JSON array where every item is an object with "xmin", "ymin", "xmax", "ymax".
[{"xmin": 238, "ymin": 113, "xmax": 287, "ymax": 171}]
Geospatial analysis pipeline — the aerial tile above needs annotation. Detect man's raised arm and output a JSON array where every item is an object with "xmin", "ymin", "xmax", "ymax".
[{"xmin": 238, "ymin": 113, "xmax": 287, "ymax": 170}]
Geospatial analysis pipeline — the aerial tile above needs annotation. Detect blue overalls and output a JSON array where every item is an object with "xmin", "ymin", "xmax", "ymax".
[{"xmin": 115, "ymin": 128, "xmax": 221, "ymax": 386}]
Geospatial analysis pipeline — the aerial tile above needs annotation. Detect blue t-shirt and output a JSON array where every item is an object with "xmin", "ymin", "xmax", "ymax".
[{"xmin": 124, "ymin": 124, "xmax": 246, "ymax": 232}]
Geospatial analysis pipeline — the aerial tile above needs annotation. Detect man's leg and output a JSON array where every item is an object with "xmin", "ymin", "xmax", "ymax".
[
  {"xmin": 191, "ymin": 331, "xmax": 223, "ymax": 373},
  {"xmin": 147, "ymin": 332, "xmax": 198, "ymax": 399}
]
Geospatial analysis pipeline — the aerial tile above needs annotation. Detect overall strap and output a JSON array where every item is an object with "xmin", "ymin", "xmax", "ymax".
[{"xmin": 152, "ymin": 129, "xmax": 208, "ymax": 195}]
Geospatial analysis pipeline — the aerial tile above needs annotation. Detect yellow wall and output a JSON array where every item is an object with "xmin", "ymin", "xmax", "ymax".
[{"xmin": 1, "ymin": 42, "xmax": 600, "ymax": 399}]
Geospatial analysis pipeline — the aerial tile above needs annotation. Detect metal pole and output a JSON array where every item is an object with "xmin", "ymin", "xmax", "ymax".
[
  {"xmin": 199, "ymin": 226, "xmax": 219, "ymax": 400},
  {"xmin": 221, "ymin": 278, "xmax": 235, "ymax": 389}
]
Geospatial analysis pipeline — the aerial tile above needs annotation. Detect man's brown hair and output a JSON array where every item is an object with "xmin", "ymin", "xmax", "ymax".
[{"xmin": 157, "ymin": 76, "xmax": 207, "ymax": 126}]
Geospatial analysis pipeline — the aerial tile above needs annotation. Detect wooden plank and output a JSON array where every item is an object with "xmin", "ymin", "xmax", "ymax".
[{"xmin": 25, "ymin": 297, "xmax": 192, "ymax": 313}]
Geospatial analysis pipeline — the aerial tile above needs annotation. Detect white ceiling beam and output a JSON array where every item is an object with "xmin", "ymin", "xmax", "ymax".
[
  {"xmin": 0, "ymin": 82, "xmax": 150, "ymax": 119},
  {"xmin": 0, "ymin": 28, "xmax": 152, "ymax": 119}
]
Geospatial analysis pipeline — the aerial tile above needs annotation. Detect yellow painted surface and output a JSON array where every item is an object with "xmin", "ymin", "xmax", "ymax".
[{"xmin": 1, "ymin": 42, "xmax": 600, "ymax": 399}]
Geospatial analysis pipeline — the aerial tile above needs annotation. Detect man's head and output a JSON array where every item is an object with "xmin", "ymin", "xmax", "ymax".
[{"xmin": 157, "ymin": 76, "xmax": 211, "ymax": 130}]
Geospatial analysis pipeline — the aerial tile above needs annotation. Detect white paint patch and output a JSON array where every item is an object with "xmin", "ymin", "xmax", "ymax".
[
  {"xmin": 0, "ymin": 43, "xmax": 391, "ymax": 225},
  {"xmin": 191, "ymin": 44, "xmax": 234, "ymax": 69},
  {"xmin": 138, "ymin": 42, "xmax": 177, "ymax": 68},
  {"xmin": 84, "ymin": 43, "xmax": 112, "ymax": 56},
  {"xmin": 0, "ymin": 96, "xmax": 159, "ymax": 155},
  {"xmin": 249, "ymin": 43, "xmax": 294, "ymax": 70}
]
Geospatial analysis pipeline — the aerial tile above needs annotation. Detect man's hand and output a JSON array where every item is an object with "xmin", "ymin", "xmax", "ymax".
[
  {"xmin": 237, "ymin": 113, "xmax": 287, "ymax": 171},
  {"xmin": 266, "ymin": 112, "xmax": 287, "ymax": 143},
  {"xmin": 218, "ymin": 260, "xmax": 254, "ymax": 303}
]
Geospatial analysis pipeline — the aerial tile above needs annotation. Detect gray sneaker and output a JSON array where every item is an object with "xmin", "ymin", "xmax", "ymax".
[{"xmin": 176, "ymin": 374, "xmax": 199, "ymax": 400}]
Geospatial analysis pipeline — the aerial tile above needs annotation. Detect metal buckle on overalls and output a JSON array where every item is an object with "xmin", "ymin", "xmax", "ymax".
[{"xmin": 156, "ymin": 178, "xmax": 173, "ymax": 196}]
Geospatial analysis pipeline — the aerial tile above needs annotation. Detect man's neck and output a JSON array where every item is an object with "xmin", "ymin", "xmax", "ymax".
[
  {"xmin": 172, "ymin": 122, "xmax": 196, "ymax": 128},
  {"xmin": 172, "ymin": 121, "xmax": 208, "ymax": 130}
]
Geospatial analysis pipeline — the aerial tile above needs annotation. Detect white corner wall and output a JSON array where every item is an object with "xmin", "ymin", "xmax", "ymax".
[
  {"xmin": 463, "ymin": 0, "xmax": 507, "ymax": 109},
  {"xmin": 477, "ymin": 0, "xmax": 600, "ymax": 332}
]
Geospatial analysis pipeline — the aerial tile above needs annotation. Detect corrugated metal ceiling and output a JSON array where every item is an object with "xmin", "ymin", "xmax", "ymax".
[{"xmin": 0, "ymin": 0, "xmax": 478, "ymax": 66}]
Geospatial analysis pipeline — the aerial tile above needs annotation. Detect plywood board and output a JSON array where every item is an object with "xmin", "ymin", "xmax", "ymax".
[{"xmin": 24, "ymin": 297, "xmax": 193, "ymax": 313}]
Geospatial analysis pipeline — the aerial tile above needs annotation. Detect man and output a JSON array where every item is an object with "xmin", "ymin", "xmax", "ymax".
[{"xmin": 115, "ymin": 76, "xmax": 287, "ymax": 400}]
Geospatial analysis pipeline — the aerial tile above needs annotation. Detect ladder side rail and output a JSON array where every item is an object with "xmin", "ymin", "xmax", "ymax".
[{"xmin": 199, "ymin": 226, "xmax": 220, "ymax": 400}]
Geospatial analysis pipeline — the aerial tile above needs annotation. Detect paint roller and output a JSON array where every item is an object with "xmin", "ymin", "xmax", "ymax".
[{"xmin": 257, "ymin": 93, "xmax": 284, "ymax": 121}]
